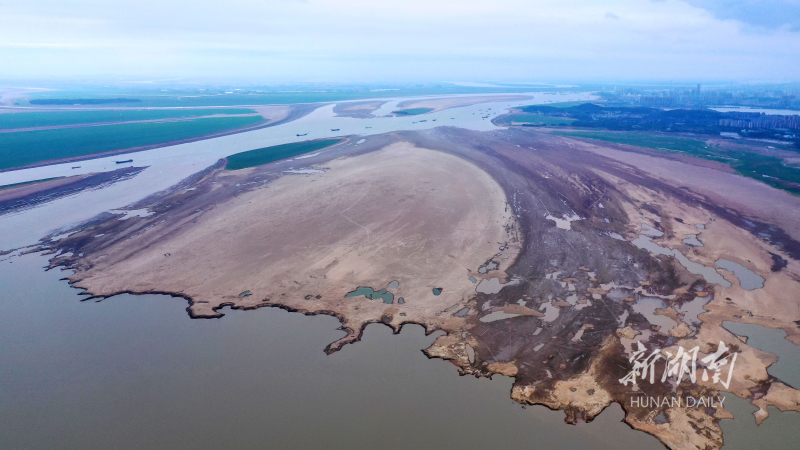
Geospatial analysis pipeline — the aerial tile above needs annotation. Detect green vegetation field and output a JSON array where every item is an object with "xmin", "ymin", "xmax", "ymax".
[
  {"xmin": 20, "ymin": 85, "xmax": 551, "ymax": 108},
  {"xmin": 0, "ymin": 116, "xmax": 263, "ymax": 170},
  {"xmin": 538, "ymin": 101, "xmax": 595, "ymax": 108},
  {"xmin": 393, "ymin": 108, "xmax": 433, "ymax": 116},
  {"xmin": 552, "ymin": 131, "xmax": 713, "ymax": 157},
  {"xmin": 225, "ymin": 139, "xmax": 343, "ymax": 170},
  {"xmin": 0, "ymin": 108, "xmax": 256, "ymax": 130},
  {"xmin": 553, "ymin": 130, "xmax": 800, "ymax": 194},
  {"xmin": 511, "ymin": 114, "xmax": 576, "ymax": 126},
  {"xmin": 0, "ymin": 177, "xmax": 63, "ymax": 190}
]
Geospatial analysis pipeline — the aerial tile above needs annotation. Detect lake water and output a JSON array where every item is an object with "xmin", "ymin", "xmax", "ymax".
[
  {"xmin": 0, "ymin": 252, "xmax": 667, "ymax": 450},
  {"xmin": 2, "ymin": 256, "xmax": 796, "ymax": 450},
  {"xmin": 715, "ymin": 259, "xmax": 765, "ymax": 290},
  {"xmin": 717, "ymin": 322, "xmax": 800, "ymax": 449},
  {"xmin": 631, "ymin": 235, "xmax": 732, "ymax": 287},
  {"xmin": 722, "ymin": 321, "xmax": 800, "ymax": 390},
  {"xmin": 721, "ymin": 394, "xmax": 800, "ymax": 449}
]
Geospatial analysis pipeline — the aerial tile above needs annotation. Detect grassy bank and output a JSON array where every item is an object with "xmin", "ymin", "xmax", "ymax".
[
  {"xmin": 553, "ymin": 131, "xmax": 713, "ymax": 157},
  {"xmin": 225, "ymin": 139, "xmax": 343, "ymax": 170},
  {"xmin": 393, "ymin": 108, "xmax": 433, "ymax": 116},
  {"xmin": 537, "ymin": 101, "xmax": 595, "ymax": 108},
  {"xmin": 510, "ymin": 114, "xmax": 575, "ymax": 126},
  {"xmin": 0, "ymin": 116, "xmax": 264, "ymax": 170},
  {"xmin": 0, "ymin": 177, "xmax": 64, "ymax": 190},
  {"xmin": 553, "ymin": 130, "xmax": 800, "ymax": 194},
  {"xmin": 0, "ymin": 108, "xmax": 256, "ymax": 130}
]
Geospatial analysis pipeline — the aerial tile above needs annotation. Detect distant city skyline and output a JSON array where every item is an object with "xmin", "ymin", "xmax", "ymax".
[{"xmin": 1, "ymin": 0, "xmax": 799, "ymax": 82}]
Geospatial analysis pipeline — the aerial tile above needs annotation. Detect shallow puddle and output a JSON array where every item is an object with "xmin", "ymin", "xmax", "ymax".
[
  {"xmin": 716, "ymin": 259, "xmax": 765, "ymax": 290},
  {"xmin": 546, "ymin": 213, "xmax": 581, "ymax": 230},
  {"xmin": 631, "ymin": 297, "xmax": 678, "ymax": 333},
  {"xmin": 476, "ymin": 277, "xmax": 518, "ymax": 294},
  {"xmin": 682, "ymin": 234, "xmax": 704, "ymax": 247},
  {"xmin": 479, "ymin": 311, "xmax": 522, "ymax": 323}
]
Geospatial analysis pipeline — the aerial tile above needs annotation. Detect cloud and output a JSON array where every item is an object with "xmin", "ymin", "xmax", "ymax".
[
  {"xmin": 683, "ymin": 0, "xmax": 800, "ymax": 30},
  {"xmin": 0, "ymin": 0, "xmax": 798, "ymax": 81},
  {"xmin": 0, "ymin": 42, "xmax": 83, "ymax": 49}
]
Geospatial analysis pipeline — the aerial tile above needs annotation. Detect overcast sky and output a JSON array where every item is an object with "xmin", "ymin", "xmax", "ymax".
[{"xmin": 1, "ymin": 0, "xmax": 799, "ymax": 83}]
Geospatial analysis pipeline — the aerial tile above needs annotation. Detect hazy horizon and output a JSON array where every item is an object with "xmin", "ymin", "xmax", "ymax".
[{"xmin": 2, "ymin": 0, "xmax": 799, "ymax": 83}]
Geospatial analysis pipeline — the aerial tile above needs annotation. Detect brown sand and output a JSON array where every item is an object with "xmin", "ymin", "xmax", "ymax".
[
  {"xmin": 333, "ymin": 100, "xmax": 387, "ymax": 118},
  {"xmin": 67, "ymin": 142, "xmax": 518, "ymax": 350}
]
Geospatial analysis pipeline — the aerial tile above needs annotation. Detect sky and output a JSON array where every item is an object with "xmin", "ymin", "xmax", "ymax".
[{"xmin": 1, "ymin": 0, "xmax": 799, "ymax": 83}]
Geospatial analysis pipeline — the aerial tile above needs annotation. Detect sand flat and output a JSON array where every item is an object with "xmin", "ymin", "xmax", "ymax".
[
  {"xmin": 66, "ymin": 141, "xmax": 518, "ymax": 350},
  {"xmin": 395, "ymin": 94, "xmax": 532, "ymax": 113}
]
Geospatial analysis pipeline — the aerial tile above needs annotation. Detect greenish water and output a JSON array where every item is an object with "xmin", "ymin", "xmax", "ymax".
[
  {"xmin": 0, "ymin": 116, "xmax": 264, "ymax": 170},
  {"xmin": 393, "ymin": 108, "xmax": 433, "ymax": 116},
  {"xmin": 225, "ymin": 139, "xmax": 342, "ymax": 170},
  {"xmin": 0, "ymin": 253, "xmax": 664, "ymax": 450},
  {"xmin": 0, "ymin": 109, "xmax": 256, "ymax": 130},
  {"xmin": 344, "ymin": 286, "xmax": 394, "ymax": 304}
]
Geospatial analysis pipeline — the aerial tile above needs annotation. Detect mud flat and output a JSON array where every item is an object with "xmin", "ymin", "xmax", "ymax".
[
  {"xmin": 333, "ymin": 100, "xmax": 387, "ymax": 118},
  {"xmin": 250, "ymin": 104, "xmax": 294, "ymax": 123},
  {"xmin": 43, "ymin": 127, "xmax": 800, "ymax": 450},
  {"xmin": 0, "ymin": 166, "xmax": 146, "ymax": 216}
]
